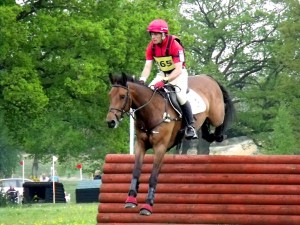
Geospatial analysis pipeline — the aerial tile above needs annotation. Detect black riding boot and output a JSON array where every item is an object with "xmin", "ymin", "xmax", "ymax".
[{"xmin": 180, "ymin": 101, "xmax": 198, "ymax": 139}]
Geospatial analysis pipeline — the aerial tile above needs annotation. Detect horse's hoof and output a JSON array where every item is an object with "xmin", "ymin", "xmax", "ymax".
[
  {"xmin": 124, "ymin": 196, "xmax": 137, "ymax": 208},
  {"xmin": 124, "ymin": 202, "xmax": 137, "ymax": 208},
  {"xmin": 140, "ymin": 204, "xmax": 152, "ymax": 216},
  {"xmin": 202, "ymin": 133, "xmax": 215, "ymax": 143},
  {"xmin": 215, "ymin": 134, "xmax": 226, "ymax": 142}
]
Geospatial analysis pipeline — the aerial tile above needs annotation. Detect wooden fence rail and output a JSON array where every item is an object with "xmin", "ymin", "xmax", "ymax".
[{"xmin": 97, "ymin": 154, "xmax": 300, "ymax": 225}]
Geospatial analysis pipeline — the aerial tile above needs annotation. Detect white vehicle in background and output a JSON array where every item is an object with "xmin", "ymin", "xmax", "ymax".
[{"xmin": 0, "ymin": 178, "xmax": 33, "ymax": 203}]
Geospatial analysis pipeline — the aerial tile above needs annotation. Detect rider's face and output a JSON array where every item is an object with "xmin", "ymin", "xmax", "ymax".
[{"xmin": 150, "ymin": 32, "xmax": 163, "ymax": 44}]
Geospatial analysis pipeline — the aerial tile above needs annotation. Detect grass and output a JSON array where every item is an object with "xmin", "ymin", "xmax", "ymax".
[
  {"xmin": 2, "ymin": 160, "xmax": 101, "ymax": 224},
  {"xmin": 0, "ymin": 177, "xmax": 100, "ymax": 224},
  {"xmin": 61, "ymin": 180, "xmax": 79, "ymax": 204},
  {"xmin": 0, "ymin": 203, "xmax": 99, "ymax": 225}
]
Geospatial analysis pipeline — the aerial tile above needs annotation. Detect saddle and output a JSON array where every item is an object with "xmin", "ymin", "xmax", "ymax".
[
  {"xmin": 158, "ymin": 84, "xmax": 183, "ymax": 118},
  {"xmin": 157, "ymin": 85, "xmax": 186, "ymax": 151},
  {"xmin": 158, "ymin": 84, "xmax": 206, "ymax": 116}
]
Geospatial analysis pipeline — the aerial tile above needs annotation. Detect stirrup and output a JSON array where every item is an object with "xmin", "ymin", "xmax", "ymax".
[{"xmin": 185, "ymin": 126, "xmax": 198, "ymax": 139}]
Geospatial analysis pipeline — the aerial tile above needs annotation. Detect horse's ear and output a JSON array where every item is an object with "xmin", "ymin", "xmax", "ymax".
[
  {"xmin": 121, "ymin": 72, "xmax": 127, "ymax": 85},
  {"xmin": 109, "ymin": 73, "xmax": 114, "ymax": 84}
]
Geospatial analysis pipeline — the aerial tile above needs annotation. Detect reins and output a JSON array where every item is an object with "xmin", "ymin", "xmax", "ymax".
[
  {"xmin": 129, "ymin": 87, "xmax": 158, "ymax": 116},
  {"xmin": 110, "ymin": 83, "xmax": 180, "ymax": 133}
]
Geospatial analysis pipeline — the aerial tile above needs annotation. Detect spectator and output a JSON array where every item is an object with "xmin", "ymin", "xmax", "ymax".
[
  {"xmin": 93, "ymin": 170, "xmax": 101, "ymax": 180},
  {"xmin": 6, "ymin": 186, "xmax": 18, "ymax": 203},
  {"xmin": 39, "ymin": 173, "xmax": 50, "ymax": 182},
  {"xmin": 50, "ymin": 171, "xmax": 60, "ymax": 182},
  {"xmin": 6, "ymin": 186, "xmax": 15, "ymax": 192}
]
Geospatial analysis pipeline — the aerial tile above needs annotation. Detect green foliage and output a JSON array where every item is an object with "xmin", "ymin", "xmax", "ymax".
[
  {"xmin": 180, "ymin": 0, "xmax": 280, "ymax": 85},
  {"xmin": 0, "ymin": 0, "xmax": 299, "ymax": 160},
  {"xmin": 0, "ymin": 112, "xmax": 20, "ymax": 177},
  {"xmin": 179, "ymin": 0, "xmax": 300, "ymax": 153},
  {"xmin": 232, "ymin": 71, "xmax": 300, "ymax": 154},
  {"xmin": 265, "ymin": 103, "xmax": 298, "ymax": 154},
  {"xmin": 1, "ymin": 68, "xmax": 49, "ymax": 115},
  {"xmin": 0, "ymin": 0, "xmax": 181, "ymax": 163},
  {"xmin": 0, "ymin": 188, "xmax": 8, "ymax": 207},
  {"xmin": 275, "ymin": 0, "xmax": 300, "ymax": 72}
]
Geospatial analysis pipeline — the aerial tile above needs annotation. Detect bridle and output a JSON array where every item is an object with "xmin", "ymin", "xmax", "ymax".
[
  {"xmin": 108, "ymin": 84, "xmax": 158, "ymax": 121},
  {"xmin": 108, "ymin": 84, "xmax": 131, "ymax": 122},
  {"xmin": 108, "ymin": 83, "xmax": 179, "ymax": 133}
]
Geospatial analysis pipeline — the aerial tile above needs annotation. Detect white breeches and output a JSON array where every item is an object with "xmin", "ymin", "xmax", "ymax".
[{"xmin": 149, "ymin": 69, "xmax": 188, "ymax": 105}]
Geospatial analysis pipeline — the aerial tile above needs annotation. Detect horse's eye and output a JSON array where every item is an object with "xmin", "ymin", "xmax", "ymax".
[{"xmin": 120, "ymin": 95, "xmax": 126, "ymax": 100}]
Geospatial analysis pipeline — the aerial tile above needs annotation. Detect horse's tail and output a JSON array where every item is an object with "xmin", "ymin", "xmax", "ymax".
[{"xmin": 217, "ymin": 82, "xmax": 235, "ymax": 132}]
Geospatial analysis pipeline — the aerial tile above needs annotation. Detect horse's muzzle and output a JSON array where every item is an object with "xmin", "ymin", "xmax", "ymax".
[
  {"xmin": 107, "ymin": 119, "xmax": 118, "ymax": 128},
  {"xmin": 106, "ymin": 111, "xmax": 121, "ymax": 128}
]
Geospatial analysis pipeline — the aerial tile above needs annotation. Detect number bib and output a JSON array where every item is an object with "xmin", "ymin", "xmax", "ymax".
[{"xmin": 154, "ymin": 56, "xmax": 175, "ymax": 72}]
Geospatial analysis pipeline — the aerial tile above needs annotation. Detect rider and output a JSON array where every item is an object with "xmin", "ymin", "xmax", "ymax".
[{"xmin": 139, "ymin": 19, "xmax": 197, "ymax": 139}]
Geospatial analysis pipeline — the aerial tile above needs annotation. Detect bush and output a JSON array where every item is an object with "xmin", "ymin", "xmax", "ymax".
[{"xmin": 0, "ymin": 188, "xmax": 8, "ymax": 207}]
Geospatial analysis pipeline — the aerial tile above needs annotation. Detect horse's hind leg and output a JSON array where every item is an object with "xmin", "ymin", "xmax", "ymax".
[
  {"xmin": 201, "ymin": 118, "xmax": 215, "ymax": 143},
  {"xmin": 214, "ymin": 124, "xmax": 225, "ymax": 142},
  {"xmin": 202, "ymin": 119, "xmax": 226, "ymax": 143}
]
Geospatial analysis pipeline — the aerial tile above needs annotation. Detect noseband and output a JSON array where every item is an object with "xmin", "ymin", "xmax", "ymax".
[{"xmin": 109, "ymin": 84, "xmax": 130, "ymax": 122}]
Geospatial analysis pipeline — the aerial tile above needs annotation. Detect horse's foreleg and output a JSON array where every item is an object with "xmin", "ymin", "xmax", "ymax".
[
  {"xmin": 140, "ymin": 150, "xmax": 165, "ymax": 216},
  {"xmin": 128, "ymin": 155, "xmax": 143, "ymax": 197},
  {"xmin": 125, "ymin": 147, "xmax": 145, "ymax": 208}
]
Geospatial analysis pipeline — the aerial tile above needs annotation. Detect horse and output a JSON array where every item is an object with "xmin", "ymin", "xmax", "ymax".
[{"xmin": 106, "ymin": 72, "xmax": 235, "ymax": 216}]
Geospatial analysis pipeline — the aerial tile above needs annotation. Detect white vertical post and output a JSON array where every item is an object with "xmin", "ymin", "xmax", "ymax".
[
  {"xmin": 129, "ymin": 108, "xmax": 135, "ymax": 155},
  {"xmin": 80, "ymin": 168, "xmax": 83, "ymax": 180},
  {"xmin": 52, "ymin": 155, "xmax": 58, "ymax": 204},
  {"xmin": 22, "ymin": 160, "xmax": 25, "ymax": 184},
  {"xmin": 52, "ymin": 161, "xmax": 55, "ymax": 204}
]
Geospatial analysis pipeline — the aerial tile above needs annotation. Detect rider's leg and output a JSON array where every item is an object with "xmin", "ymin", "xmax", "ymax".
[
  {"xmin": 180, "ymin": 101, "xmax": 198, "ymax": 139},
  {"xmin": 173, "ymin": 69, "xmax": 198, "ymax": 139}
]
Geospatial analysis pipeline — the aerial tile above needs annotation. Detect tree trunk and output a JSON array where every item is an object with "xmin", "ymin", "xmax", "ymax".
[{"xmin": 31, "ymin": 156, "xmax": 39, "ymax": 178}]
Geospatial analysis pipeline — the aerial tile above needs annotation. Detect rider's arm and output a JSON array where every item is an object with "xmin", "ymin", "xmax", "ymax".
[
  {"xmin": 140, "ymin": 60, "xmax": 153, "ymax": 82},
  {"xmin": 165, "ymin": 61, "xmax": 183, "ymax": 83}
]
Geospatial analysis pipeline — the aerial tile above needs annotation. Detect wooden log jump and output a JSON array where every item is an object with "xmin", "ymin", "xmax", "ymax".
[{"xmin": 97, "ymin": 154, "xmax": 300, "ymax": 224}]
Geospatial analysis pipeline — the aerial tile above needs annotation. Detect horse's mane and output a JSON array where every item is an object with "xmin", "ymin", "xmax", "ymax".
[{"xmin": 109, "ymin": 72, "xmax": 146, "ymax": 87}]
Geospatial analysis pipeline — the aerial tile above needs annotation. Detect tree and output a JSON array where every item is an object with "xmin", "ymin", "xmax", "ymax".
[
  {"xmin": 2, "ymin": 0, "xmax": 297, "ymax": 158},
  {"xmin": 0, "ymin": 112, "xmax": 19, "ymax": 177},
  {"xmin": 266, "ymin": 103, "xmax": 297, "ymax": 154},
  {"xmin": 274, "ymin": 0, "xmax": 300, "ymax": 72},
  {"xmin": 179, "ymin": 0, "xmax": 299, "ymax": 153},
  {"xmin": 0, "ymin": 0, "xmax": 181, "ymax": 161},
  {"xmin": 180, "ymin": 0, "xmax": 282, "ymax": 84}
]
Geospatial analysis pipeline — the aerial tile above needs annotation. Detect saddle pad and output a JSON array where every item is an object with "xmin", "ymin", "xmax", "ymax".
[{"xmin": 187, "ymin": 89, "xmax": 206, "ymax": 114}]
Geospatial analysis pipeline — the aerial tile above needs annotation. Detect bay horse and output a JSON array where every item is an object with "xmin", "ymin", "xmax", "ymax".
[{"xmin": 106, "ymin": 73, "xmax": 235, "ymax": 216}]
